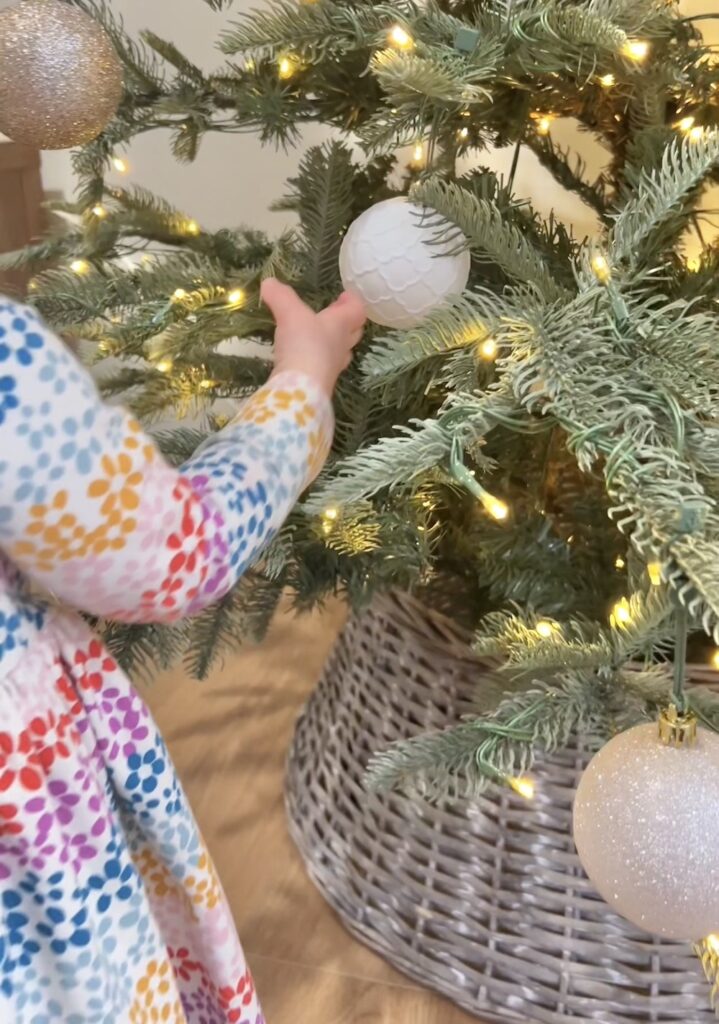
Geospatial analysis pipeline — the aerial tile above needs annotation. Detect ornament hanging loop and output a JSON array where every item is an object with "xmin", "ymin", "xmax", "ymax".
[
  {"xmin": 670, "ymin": 594, "xmax": 689, "ymax": 715},
  {"xmin": 658, "ymin": 595, "xmax": 696, "ymax": 746}
]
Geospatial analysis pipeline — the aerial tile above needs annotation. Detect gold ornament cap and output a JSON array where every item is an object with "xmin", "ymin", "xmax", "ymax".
[{"xmin": 658, "ymin": 704, "xmax": 697, "ymax": 748}]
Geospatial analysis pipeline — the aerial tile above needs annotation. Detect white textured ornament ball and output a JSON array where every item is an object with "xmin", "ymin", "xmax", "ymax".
[
  {"xmin": 573, "ymin": 722, "xmax": 719, "ymax": 940},
  {"xmin": 0, "ymin": 0, "xmax": 124, "ymax": 150},
  {"xmin": 339, "ymin": 197, "xmax": 471, "ymax": 330}
]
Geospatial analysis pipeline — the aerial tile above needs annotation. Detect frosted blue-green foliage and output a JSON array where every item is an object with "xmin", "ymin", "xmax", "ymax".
[{"xmin": 4, "ymin": 0, "xmax": 719, "ymax": 806}]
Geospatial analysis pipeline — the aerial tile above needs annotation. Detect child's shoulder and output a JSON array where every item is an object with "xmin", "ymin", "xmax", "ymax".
[
  {"xmin": 0, "ymin": 297, "xmax": 50, "ymax": 364},
  {"xmin": 0, "ymin": 296, "xmax": 40, "ymax": 321}
]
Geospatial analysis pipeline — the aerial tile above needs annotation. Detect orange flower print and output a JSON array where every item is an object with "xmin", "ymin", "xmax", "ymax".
[
  {"xmin": 236, "ymin": 391, "xmax": 273, "ymax": 425},
  {"xmin": 134, "ymin": 846, "xmax": 183, "ymax": 902},
  {"xmin": 307, "ymin": 428, "xmax": 328, "ymax": 481},
  {"xmin": 129, "ymin": 959, "xmax": 186, "ymax": 1024},
  {"xmin": 87, "ymin": 451, "xmax": 142, "ymax": 520},
  {"xmin": 238, "ymin": 386, "xmax": 311, "ymax": 426},
  {"xmin": 183, "ymin": 850, "xmax": 221, "ymax": 910},
  {"xmin": 271, "ymin": 388, "xmax": 297, "ymax": 410},
  {"xmin": 124, "ymin": 418, "xmax": 157, "ymax": 464},
  {"xmin": 294, "ymin": 400, "xmax": 316, "ymax": 428},
  {"xmin": 13, "ymin": 491, "xmax": 94, "ymax": 571},
  {"xmin": 12, "ymin": 428, "xmax": 150, "ymax": 572}
]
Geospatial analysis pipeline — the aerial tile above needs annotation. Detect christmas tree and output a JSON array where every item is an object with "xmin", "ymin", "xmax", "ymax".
[{"xmin": 5, "ymin": 0, "xmax": 719, "ymax": 953}]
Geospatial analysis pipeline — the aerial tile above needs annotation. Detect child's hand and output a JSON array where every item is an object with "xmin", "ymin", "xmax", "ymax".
[{"xmin": 261, "ymin": 278, "xmax": 366, "ymax": 396}]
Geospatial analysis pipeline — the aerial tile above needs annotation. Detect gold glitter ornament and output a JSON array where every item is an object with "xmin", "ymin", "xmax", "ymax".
[{"xmin": 0, "ymin": 0, "xmax": 124, "ymax": 150}]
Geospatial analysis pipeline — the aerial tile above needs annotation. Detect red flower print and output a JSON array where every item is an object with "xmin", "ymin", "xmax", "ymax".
[
  {"xmin": 219, "ymin": 972, "xmax": 256, "ymax": 1023},
  {"xmin": 0, "ymin": 802, "xmax": 22, "ymax": 836},
  {"xmin": 0, "ymin": 731, "xmax": 39, "ymax": 792},
  {"xmin": 0, "ymin": 711, "xmax": 75, "ymax": 795},
  {"xmin": 54, "ymin": 664, "xmax": 82, "ymax": 718},
  {"xmin": 167, "ymin": 947, "xmax": 217, "ymax": 995},
  {"xmin": 24, "ymin": 712, "xmax": 75, "ymax": 775},
  {"xmin": 139, "ymin": 483, "xmax": 208, "ymax": 615},
  {"xmin": 74, "ymin": 640, "xmax": 117, "ymax": 692}
]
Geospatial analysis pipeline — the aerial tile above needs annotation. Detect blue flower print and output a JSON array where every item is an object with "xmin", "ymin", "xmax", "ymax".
[
  {"xmin": 1, "ymin": 889, "xmax": 41, "ymax": 979},
  {"xmin": 227, "ymin": 524, "xmax": 249, "ymax": 571},
  {"xmin": 0, "ymin": 319, "xmax": 43, "ymax": 368},
  {"xmin": 38, "ymin": 349, "xmax": 70, "ymax": 396},
  {"xmin": 119, "ymin": 891, "xmax": 159, "ymax": 970},
  {"xmin": 125, "ymin": 745, "xmax": 167, "ymax": 797},
  {"xmin": 59, "ymin": 409, "xmax": 101, "ymax": 475},
  {"xmin": 105, "ymin": 409, "xmax": 126, "ymax": 449},
  {"xmin": 190, "ymin": 449, "xmax": 249, "ymax": 498},
  {"xmin": 0, "ymin": 374, "xmax": 19, "ymax": 425},
  {"xmin": 163, "ymin": 782, "xmax": 183, "ymax": 817},
  {"xmin": 15, "ymin": 400, "xmax": 56, "ymax": 453},
  {"xmin": 14, "ymin": 454, "xmax": 65, "ymax": 505},
  {"xmin": 37, "ymin": 348, "xmax": 94, "ymax": 401},
  {"xmin": 0, "ymin": 463, "xmax": 12, "ymax": 537},
  {"xmin": 0, "ymin": 610, "xmax": 25, "ymax": 657},
  {"xmin": 87, "ymin": 839, "xmax": 139, "ymax": 914},
  {"xmin": 17, "ymin": 871, "xmax": 92, "ymax": 957}
]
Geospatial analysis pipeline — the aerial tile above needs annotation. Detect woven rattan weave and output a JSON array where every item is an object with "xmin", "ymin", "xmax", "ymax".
[{"xmin": 285, "ymin": 590, "xmax": 713, "ymax": 1023}]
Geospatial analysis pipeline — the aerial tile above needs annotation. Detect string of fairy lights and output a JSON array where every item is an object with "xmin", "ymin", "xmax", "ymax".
[{"xmin": 54, "ymin": 13, "xmax": 719, "ymax": 688}]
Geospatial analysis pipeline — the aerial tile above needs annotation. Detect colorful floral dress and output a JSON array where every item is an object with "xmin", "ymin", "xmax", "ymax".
[{"xmin": 0, "ymin": 297, "xmax": 334, "ymax": 1023}]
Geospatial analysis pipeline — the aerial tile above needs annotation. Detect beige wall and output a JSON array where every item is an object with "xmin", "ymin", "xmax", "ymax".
[{"xmin": 38, "ymin": 0, "xmax": 718, "ymax": 256}]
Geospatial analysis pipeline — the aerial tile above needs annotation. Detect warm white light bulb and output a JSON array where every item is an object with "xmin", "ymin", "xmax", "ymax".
[
  {"xmin": 412, "ymin": 142, "xmax": 425, "ymax": 166},
  {"xmin": 172, "ymin": 288, "xmax": 188, "ymax": 301},
  {"xmin": 591, "ymin": 254, "xmax": 611, "ymax": 282},
  {"xmin": 599, "ymin": 73, "xmax": 615, "ymax": 88},
  {"xmin": 509, "ymin": 777, "xmax": 535, "ymax": 800},
  {"xmin": 686, "ymin": 256, "xmax": 702, "ymax": 273},
  {"xmin": 622, "ymin": 39, "xmax": 649, "ymax": 62},
  {"xmin": 278, "ymin": 56, "xmax": 296, "ymax": 79},
  {"xmin": 484, "ymin": 495, "xmax": 509, "ymax": 521},
  {"xmin": 535, "ymin": 620, "xmax": 556, "ymax": 638},
  {"xmin": 478, "ymin": 337, "xmax": 497, "ymax": 361},
  {"xmin": 389, "ymin": 24, "xmax": 413, "ymax": 49},
  {"xmin": 227, "ymin": 289, "xmax": 245, "ymax": 307},
  {"xmin": 647, "ymin": 562, "xmax": 662, "ymax": 586},
  {"xmin": 70, "ymin": 259, "xmax": 90, "ymax": 275},
  {"xmin": 458, "ymin": 127, "xmax": 469, "ymax": 140},
  {"xmin": 611, "ymin": 598, "xmax": 632, "ymax": 626},
  {"xmin": 535, "ymin": 116, "xmax": 553, "ymax": 136},
  {"xmin": 111, "ymin": 156, "xmax": 128, "ymax": 174},
  {"xmin": 91, "ymin": 204, "xmax": 107, "ymax": 219},
  {"xmin": 185, "ymin": 220, "xmax": 200, "ymax": 236},
  {"xmin": 614, "ymin": 555, "xmax": 626, "ymax": 570},
  {"xmin": 323, "ymin": 507, "xmax": 339, "ymax": 521},
  {"xmin": 156, "ymin": 358, "xmax": 173, "ymax": 374},
  {"xmin": 677, "ymin": 115, "xmax": 695, "ymax": 133}
]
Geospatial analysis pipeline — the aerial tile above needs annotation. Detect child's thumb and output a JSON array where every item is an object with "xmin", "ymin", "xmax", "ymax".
[
  {"xmin": 318, "ymin": 291, "xmax": 366, "ymax": 336},
  {"xmin": 261, "ymin": 278, "xmax": 311, "ymax": 325}
]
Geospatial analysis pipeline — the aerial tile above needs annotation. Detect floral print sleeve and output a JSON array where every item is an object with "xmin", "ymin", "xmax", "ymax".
[{"xmin": 0, "ymin": 298, "xmax": 333, "ymax": 623}]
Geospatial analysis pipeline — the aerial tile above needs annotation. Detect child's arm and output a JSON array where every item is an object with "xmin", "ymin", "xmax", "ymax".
[{"xmin": 0, "ymin": 283, "xmax": 364, "ymax": 623}]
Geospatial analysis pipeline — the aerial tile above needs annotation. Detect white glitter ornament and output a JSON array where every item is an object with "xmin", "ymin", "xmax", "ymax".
[
  {"xmin": 573, "ymin": 719, "xmax": 719, "ymax": 940},
  {"xmin": 0, "ymin": 0, "xmax": 123, "ymax": 150},
  {"xmin": 339, "ymin": 197, "xmax": 471, "ymax": 330}
]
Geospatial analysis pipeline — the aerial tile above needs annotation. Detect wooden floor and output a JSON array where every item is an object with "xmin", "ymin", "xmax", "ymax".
[{"xmin": 144, "ymin": 601, "xmax": 479, "ymax": 1023}]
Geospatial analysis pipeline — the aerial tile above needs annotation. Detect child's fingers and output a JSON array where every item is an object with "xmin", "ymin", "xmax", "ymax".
[
  {"xmin": 261, "ymin": 278, "xmax": 313, "ymax": 325},
  {"xmin": 318, "ymin": 291, "xmax": 366, "ymax": 338}
]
